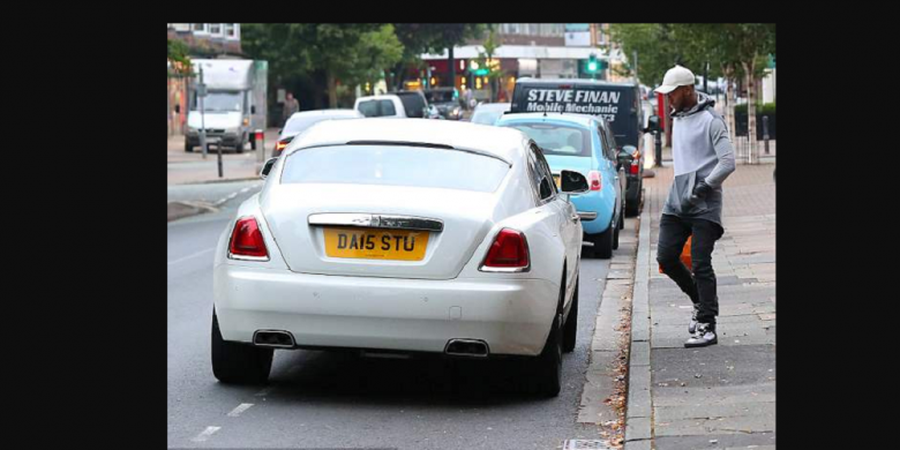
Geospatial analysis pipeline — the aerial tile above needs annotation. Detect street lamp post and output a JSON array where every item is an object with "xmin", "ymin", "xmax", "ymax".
[{"xmin": 198, "ymin": 64, "xmax": 208, "ymax": 160}]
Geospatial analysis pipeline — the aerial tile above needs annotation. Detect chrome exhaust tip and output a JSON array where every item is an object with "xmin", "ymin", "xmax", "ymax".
[
  {"xmin": 252, "ymin": 330, "xmax": 296, "ymax": 348},
  {"xmin": 444, "ymin": 339, "xmax": 489, "ymax": 358}
]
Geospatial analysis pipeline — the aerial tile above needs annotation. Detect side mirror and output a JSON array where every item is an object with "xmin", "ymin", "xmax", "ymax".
[
  {"xmin": 260, "ymin": 157, "xmax": 277, "ymax": 179},
  {"xmin": 251, "ymin": 106, "xmax": 257, "ymax": 114},
  {"xmin": 559, "ymin": 170, "xmax": 589, "ymax": 194}
]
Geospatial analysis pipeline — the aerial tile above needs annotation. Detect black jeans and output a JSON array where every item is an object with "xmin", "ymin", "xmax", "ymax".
[{"xmin": 656, "ymin": 214, "xmax": 725, "ymax": 325}]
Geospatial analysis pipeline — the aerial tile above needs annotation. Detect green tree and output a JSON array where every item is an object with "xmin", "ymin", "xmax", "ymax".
[
  {"xmin": 611, "ymin": 23, "xmax": 775, "ymax": 160},
  {"xmin": 472, "ymin": 25, "xmax": 503, "ymax": 101},
  {"xmin": 241, "ymin": 24, "xmax": 403, "ymax": 108},
  {"xmin": 390, "ymin": 24, "xmax": 486, "ymax": 90},
  {"xmin": 610, "ymin": 24, "xmax": 699, "ymax": 87},
  {"xmin": 167, "ymin": 39, "xmax": 192, "ymax": 76},
  {"xmin": 676, "ymin": 24, "xmax": 775, "ymax": 161}
]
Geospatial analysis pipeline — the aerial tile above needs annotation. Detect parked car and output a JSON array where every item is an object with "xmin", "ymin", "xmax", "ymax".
[
  {"xmin": 423, "ymin": 87, "xmax": 463, "ymax": 120},
  {"xmin": 392, "ymin": 90, "xmax": 429, "ymax": 118},
  {"xmin": 213, "ymin": 118, "xmax": 590, "ymax": 396},
  {"xmin": 471, "ymin": 102, "xmax": 511, "ymax": 126},
  {"xmin": 496, "ymin": 112, "xmax": 625, "ymax": 258},
  {"xmin": 510, "ymin": 79, "xmax": 647, "ymax": 216},
  {"xmin": 273, "ymin": 109, "xmax": 363, "ymax": 157}
]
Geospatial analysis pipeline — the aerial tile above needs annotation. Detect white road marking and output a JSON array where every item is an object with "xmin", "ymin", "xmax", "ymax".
[
  {"xmin": 191, "ymin": 426, "xmax": 221, "ymax": 442},
  {"xmin": 167, "ymin": 248, "xmax": 215, "ymax": 266},
  {"xmin": 227, "ymin": 403, "xmax": 254, "ymax": 417}
]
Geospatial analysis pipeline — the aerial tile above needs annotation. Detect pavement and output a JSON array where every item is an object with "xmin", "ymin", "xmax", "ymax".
[
  {"xmin": 624, "ymin": 162, "xmax": 776, "ymax": 450},
  {"xmin": 167, "ymin": 128, "xmax": 281, "ymax": 186},
  {"xmin": 167, "ymin": 129, "xmax": 280, "ymax": 221}
]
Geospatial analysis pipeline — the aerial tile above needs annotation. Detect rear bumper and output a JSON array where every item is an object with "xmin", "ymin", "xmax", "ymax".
[
  {"xmin": 571, "ymin": 192, "xmax": 614, "ymax": 235},
  {"xmin": 213, "ymin": 264, "xmax": 560, "ymax": 356},
  {"xmin": 186, "ymin": 132, "xmax": 242, "ymax": 147}
]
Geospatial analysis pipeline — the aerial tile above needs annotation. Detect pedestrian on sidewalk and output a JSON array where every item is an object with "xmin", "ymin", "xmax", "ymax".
[
  {"xmin": 282, "ymin": 92, "xmax": 300, "ymax": 127},
  {"xmin": 654, "ymin": 65, "xmax": 736, "ymax": 348}
]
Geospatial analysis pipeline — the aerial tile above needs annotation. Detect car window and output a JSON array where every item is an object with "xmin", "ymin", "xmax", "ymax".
[
  {"xmin": 530, "ymin": 143, "xmax": 556, "ymax": 201},
  {"xmin": 397, "ymin": 94, "xmax": 425, "ymax": 118},
  {"xmin": 281, "ymin": 145, "xmax": 509, "ymax": 193},
  {"xmin": 357, "ymin": 100, "xmax": 396, "ymax": 117},
  {"xmin": 604, "ymin": 124, "xmax": 619, "ymax": 159},
  {"xmin": 525, "ymin": 150, "xmax": 543, "ymax": 203},
  {"xmin": 596, "ymin": 122, "xmax": 615, "ymax": 161},
  {"xmin": 381, "ymin": 100, "xmax": 396, "ymax": 116},
  {"xmin": 506, "ymin": 122, "xmax": 592, "ymax": 157}
]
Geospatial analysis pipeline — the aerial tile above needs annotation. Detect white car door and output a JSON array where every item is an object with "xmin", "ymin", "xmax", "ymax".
[{"xmin": 528, "ymin": 143, "xmax": 576, "ymax": 303}]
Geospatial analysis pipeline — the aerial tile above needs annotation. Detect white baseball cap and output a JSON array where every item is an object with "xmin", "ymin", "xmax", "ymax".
[{"xmin": 655, "ymin": 65, "xmax": 695, "ymax": 95}]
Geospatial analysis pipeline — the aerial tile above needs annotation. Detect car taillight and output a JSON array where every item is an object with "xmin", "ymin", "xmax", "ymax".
[
  {"xmin": 229, "ymin": 217, "xmax": 269, "ymax": 259},
  {"xmin": 481, "ymin": 228, "xmax": 529, "ymax": 270},
  {"xmin": 588, "ymin": 171, "xmax": 602, "ymax": 191}
]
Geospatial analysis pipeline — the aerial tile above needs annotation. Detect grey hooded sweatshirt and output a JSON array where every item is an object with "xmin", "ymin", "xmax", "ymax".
[{"xmin": 662, "ymin": 92, "xmax": 736, "ymax": 227}]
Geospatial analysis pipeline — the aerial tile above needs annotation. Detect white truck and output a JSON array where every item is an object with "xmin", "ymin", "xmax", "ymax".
[{"xmin": 185, "ymin": 59, "xmax": 267, "ymax": 153}]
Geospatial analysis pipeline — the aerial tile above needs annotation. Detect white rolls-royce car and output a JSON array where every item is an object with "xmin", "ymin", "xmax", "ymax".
[{"xmin": 212, "ymin": 118, "xmax": 590, "ymax": 396}]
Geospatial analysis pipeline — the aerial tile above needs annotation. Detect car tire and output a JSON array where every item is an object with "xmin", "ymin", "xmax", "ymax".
[
  {"xmin": 613, "ymin": 217, "xmax": 621, "ymax": 250},
  {"xmin": 529, "ymin": 281, "xmax": 564, "ymax": 397},
  {"xmin": 235, "ymin": 140, "xmax": 245, "ymax": 154},
  {"xmin": 626, "ymin": 183, "xmax": 642, "ymax": 217},
  {"xmin": 563, "ymin": 277, "xmax": 579, "ymax": 353},
  {"xmin": 211, "ymin": 309, "xmax": 273, "ymax": 385},
  {"xmin": 593, "ymin": 221, "xmax": 614, "ymax": 259},
  {"xmin": 185, "ymin": 141, "xmax": 193, "ymax": 153}
]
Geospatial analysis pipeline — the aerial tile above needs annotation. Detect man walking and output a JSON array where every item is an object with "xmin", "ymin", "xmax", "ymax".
[
  {"xmin": 654, "ymin": 65, "xmax": 736, "ymax": 348},
  {"xmin": 282, "ymin": 92, "xmax": 300, "ymax": 127}
]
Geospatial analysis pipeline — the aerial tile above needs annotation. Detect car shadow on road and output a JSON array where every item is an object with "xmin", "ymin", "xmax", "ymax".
[{"xmin": 256, "ymin": 348, "xmax": 557, "ymax": 406}]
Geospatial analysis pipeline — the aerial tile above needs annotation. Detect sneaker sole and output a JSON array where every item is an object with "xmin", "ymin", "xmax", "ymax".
[{"xmin": 684, "ymin": 337, "xmax": 718, "ymax": 348}]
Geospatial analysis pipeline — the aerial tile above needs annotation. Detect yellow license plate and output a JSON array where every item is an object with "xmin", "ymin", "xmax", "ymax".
[
  {"xmin": 323, "ymin": 227, "xmax": 429, "ymax": 261},
  {"xmin": 553, "ymin": 175, "xmax": 561, "ymax": 188}
]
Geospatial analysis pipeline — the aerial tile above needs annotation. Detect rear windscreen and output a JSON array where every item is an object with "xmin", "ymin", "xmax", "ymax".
[{"xmin": 281, "ymin": 145, "xmax": 509, "ymax": 192}]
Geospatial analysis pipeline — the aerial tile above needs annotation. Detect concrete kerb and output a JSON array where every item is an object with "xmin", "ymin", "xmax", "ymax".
[
  {"xmin": 169, "ymin": 175, "xmax": 263, "ymax": 186},
  {"xmin": 624, "ymin": 194, "xmax": 654, "ymax": 449},
  {"xmin": 167, "ymin": 201, "xmax": 217, "ymax": 222}
]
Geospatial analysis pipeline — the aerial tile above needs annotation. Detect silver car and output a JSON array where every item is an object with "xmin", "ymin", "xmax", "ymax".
[{"xmin": 274, "ymin": 109, "xmax": 364, "ymax": 156}]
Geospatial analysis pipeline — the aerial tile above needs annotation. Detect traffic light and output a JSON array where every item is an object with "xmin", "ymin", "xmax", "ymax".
[{"xmin": 586, "ymin": 54, "xmax": 599, "ymax": 74}]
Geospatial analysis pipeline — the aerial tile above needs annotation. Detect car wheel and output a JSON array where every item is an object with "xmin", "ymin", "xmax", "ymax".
[
  {"xmin": 613, "ymin": 217, "xmax": 621, "ymax": 250},
  {"xmin": 626, "ymin": 183, "xmax": 642, "ymax": 217},
  {"xmin": 530, "ymin": 281, "xmax": 564, "ymax": 397},
  {"xmin": 235, "ymin": 140, "xmax": 245, "ymax": 154},
  {"xmin": 185, "ymin": 140, "xmax": 193, "ymax": 153},
  {"xmin": 593, "ymin": 221, "xmax": 614, "ymax": 259},
  {"xmin": 563, "ymin": 277, "xmax": 579, "ymax": 353},
  {"xmin": 211, "ymin": 309, "xmax": 272, "ymax": 384}
]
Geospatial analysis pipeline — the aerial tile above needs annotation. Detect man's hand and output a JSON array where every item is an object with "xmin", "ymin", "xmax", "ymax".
[{"xmin": 690, "ymin": 181, "xmax": 713, "ymax": 203}]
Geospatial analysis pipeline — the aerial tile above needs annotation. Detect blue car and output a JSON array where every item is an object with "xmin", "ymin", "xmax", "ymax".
[{"xmin": 496, "ymin": 113, "xmax": 625, "ymax": 258}]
